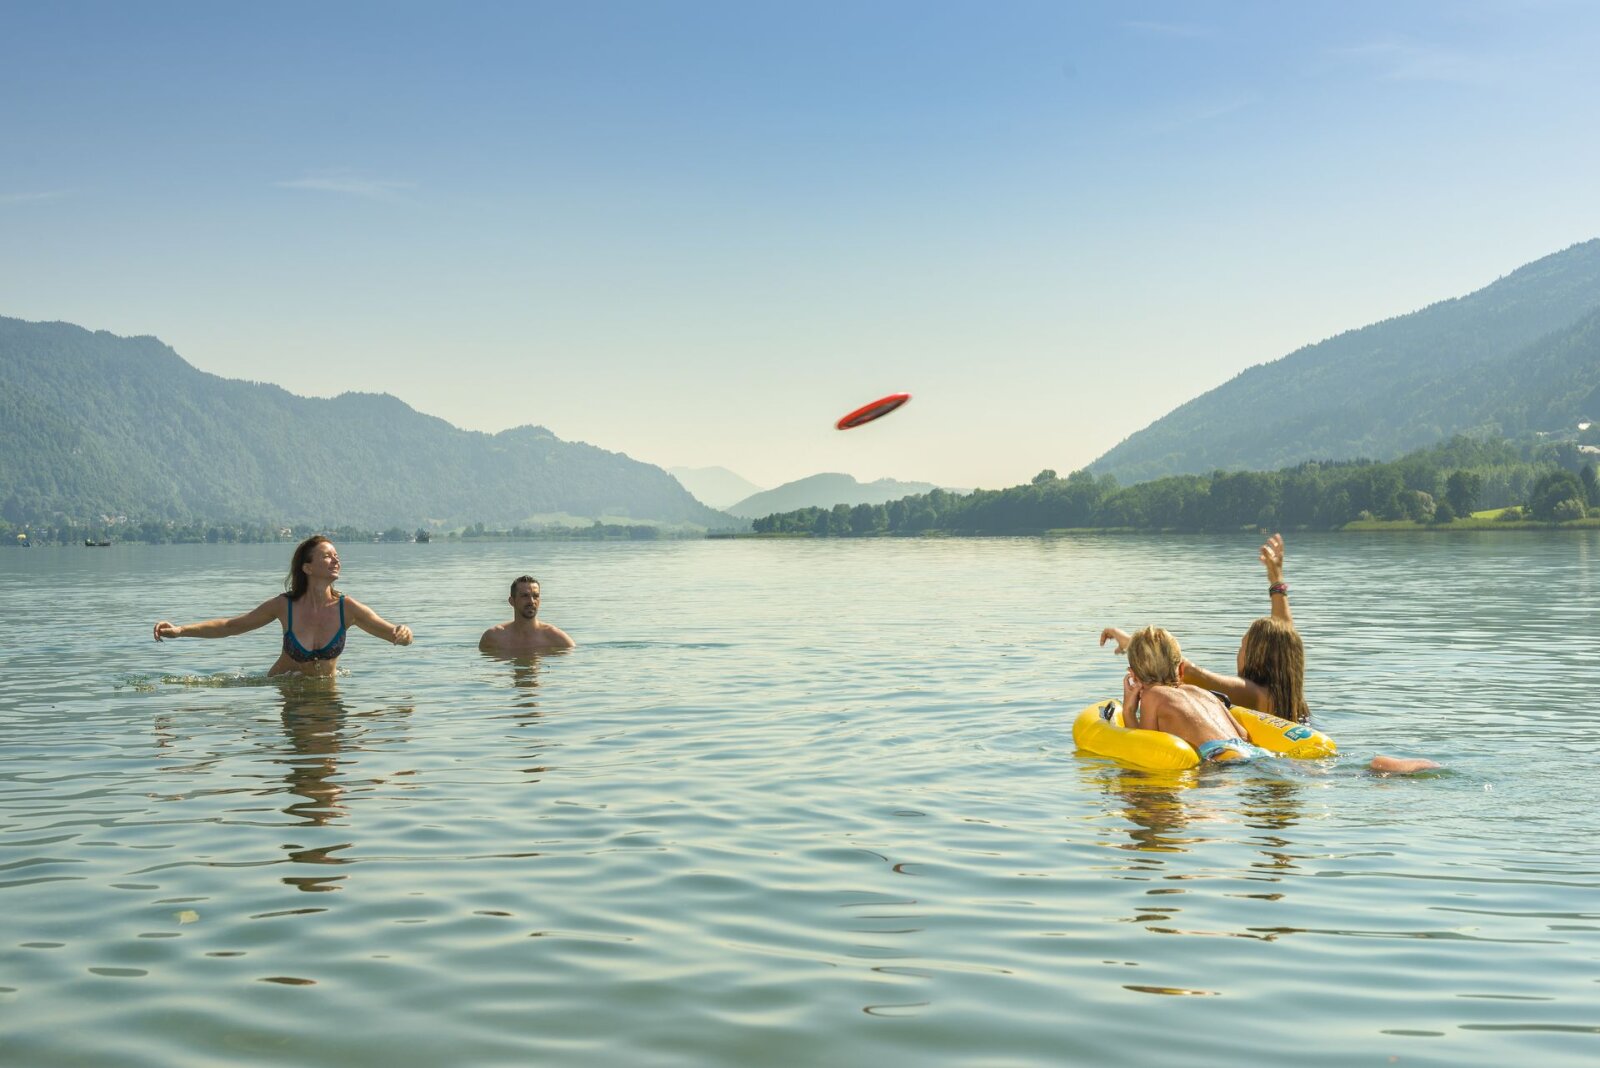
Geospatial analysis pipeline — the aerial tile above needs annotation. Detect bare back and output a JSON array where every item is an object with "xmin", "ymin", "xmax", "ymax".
[{"xmin": 1129, "ymin": 684, "xmax": 1246, "ymax": 752}]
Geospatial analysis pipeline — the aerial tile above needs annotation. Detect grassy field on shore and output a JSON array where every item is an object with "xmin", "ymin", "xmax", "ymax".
[{"xmin": 1342, "ymin": 507, "xmax": 1600, "ymax": 532}]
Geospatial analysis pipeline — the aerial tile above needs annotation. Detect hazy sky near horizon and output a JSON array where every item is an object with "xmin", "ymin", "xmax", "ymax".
[{"xmin": 4, "ymin": 1, "xmax": 1599, "ymax": 491}]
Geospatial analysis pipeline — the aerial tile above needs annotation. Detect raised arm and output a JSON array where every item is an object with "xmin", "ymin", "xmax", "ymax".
[
  {"xmin": 1098, "ymin": 627, "xmax": 1134, "ymax": 655},
  {"xmin": 153, "ymin": 597, "xmax": 281, "ymax": 641},
  {"xmin": 345, "ymin": 597, "xmax": 413, "ymax": 646},
  {"xmin": 1261, "ymin": 533, "xmax": 1292, "ymax": 627}
]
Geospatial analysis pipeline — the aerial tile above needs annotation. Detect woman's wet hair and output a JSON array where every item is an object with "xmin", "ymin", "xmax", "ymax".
[
  {"xmin": 1239, "ymin": 617, "xmax": 1309, "ymax": 723},
  {"xmin": 285, "ymin": 535, "xmax": 332, "ymax": 602},
  {"xmin": 1127, "ymin": 626, "xmax": 1182, "ymax": 685}
]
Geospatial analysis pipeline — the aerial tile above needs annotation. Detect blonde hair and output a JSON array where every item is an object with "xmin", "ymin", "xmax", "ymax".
[
  {"xmin": 1127, "ymin": 626, "xmax": 1182, "ymax": 685},
  {"xmin": 1239, "ymin": 617, "xmax": 1309, "ymax": 723}
]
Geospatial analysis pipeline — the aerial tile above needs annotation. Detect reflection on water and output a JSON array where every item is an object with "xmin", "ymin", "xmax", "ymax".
[
  {"xmin": 507, "ymin": 657, "xmax": 543, "ymax": 691},
  {"xmin": 273, "ymin": 680, "xmax": 415, "ymax": 892},
  {"xmin": 489, "ymin": 653, "xmax": 552, "ymax": 781},
  {"xmin": 1095, "ymin": 762, "xmax": 1313, "ymax": 849},
  {"xmin": 501, "ymin": 651, "xmax": 545, "ymax": 712},
  {"xmin": 1238, "ymin": 779, "xmax": 1309, "ymax": 878},
  {"xmin": 1095, "ymin": 761, "xmax": 1324, "ymax": 946},
  {"xmin": 1102, "ymin": 766, "xmax": 1204, "ymax": 852},
  {"xmin": 278, "ymin": 679, "xmax": 352, "ymax": 828}
]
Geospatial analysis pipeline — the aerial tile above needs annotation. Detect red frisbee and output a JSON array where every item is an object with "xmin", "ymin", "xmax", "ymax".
[{"xmin": 836, "ymin": 392, "xmax": 911, "ymax": 430}]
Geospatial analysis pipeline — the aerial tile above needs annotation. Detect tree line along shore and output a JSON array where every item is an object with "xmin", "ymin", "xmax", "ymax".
[
  {"xmin": 749, "ymin": 435, "xmax": 1600, "ymax": 537},
  {"xmin": 3, "ymin": 520, "xmax": 697, "ymax": 548},
  {"xmin": 6, "ymin": 435, "xmax": 1598, "ymax": 546}
]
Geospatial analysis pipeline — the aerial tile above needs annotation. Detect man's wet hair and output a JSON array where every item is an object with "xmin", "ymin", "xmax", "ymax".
[{"xmin": 510, "ymin": 575, "xmax": 540, "ymax": 597}]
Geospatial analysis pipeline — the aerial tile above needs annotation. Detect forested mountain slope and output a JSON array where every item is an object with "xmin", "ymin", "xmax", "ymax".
[
  {"xmin": 0, "ymin": 316, "xmax": 733, "ymax": 529},
  {"xmin": 1092, "ymin": 239, "xmax": 1600, "ymax": 482}
]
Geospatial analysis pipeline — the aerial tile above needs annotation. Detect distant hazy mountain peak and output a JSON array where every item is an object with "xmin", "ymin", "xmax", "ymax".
[
  {"xmin": 668, "ymin": 465, "xmax": 765, "ymax": 510},
  {"xmin": 724, "ymin": 471, "xmax": 944, "ymax": 519}
]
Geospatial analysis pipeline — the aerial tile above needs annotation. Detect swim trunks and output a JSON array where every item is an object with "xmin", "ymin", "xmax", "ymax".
[{"xmin": 1196, "ymin": 738, "xmax": 1273, "ymax": 763}]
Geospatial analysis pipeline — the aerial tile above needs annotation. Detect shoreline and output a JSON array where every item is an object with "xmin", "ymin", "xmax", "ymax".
[
  {"xmin": 709, "ymin": 518, "xmax": 1600, "ymax": 540},
  {"xmin": 11, "ymin": 514, "xmax": 1597, "ymax": 548}
]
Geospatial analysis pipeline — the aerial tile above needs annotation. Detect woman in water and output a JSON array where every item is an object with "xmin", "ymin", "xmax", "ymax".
[
  {"xmin": 1100, "ymin": 534, "xmax": 1435, "ymax": 773},
  {"xmin": 1101, "ymin": 535, "xmax": 1302, "ymax": 716},
  {"xmin": 152, "ymin": 535, "xmax": 413, "ymax": 676}
]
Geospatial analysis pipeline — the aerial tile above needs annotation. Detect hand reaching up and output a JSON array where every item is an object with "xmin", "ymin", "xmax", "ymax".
[
  {"xmin": 1259, "ymin": 533, "xmax": 1284, "ymax": 583},
  {"xmin": 1099, "ymin": 627, "xmax": 1132, "ymax": 655}
]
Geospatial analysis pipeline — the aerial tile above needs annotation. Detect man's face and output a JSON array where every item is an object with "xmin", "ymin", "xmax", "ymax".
[{"xmin": 511, "ymin": 582, "xmax": 541, "ymax": 618}]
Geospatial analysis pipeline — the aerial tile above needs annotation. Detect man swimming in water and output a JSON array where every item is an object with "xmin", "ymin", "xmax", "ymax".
[
  {"xmin": 1120, "ymin": 626, "xmax": 1267, "ymax": 762},
  {"xmin": 479, "ymin": 575, "xmax": 575, "ymax": 655}
]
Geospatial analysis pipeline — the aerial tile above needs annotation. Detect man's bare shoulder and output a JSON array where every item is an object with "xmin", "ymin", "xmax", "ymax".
[
  {"xmin": 479, "ymin": 623, "xmax": 513, "ymax": 650},
  {"xmin": 480, "ymin": 622, "xmax": 574, "ymax": 653},
  {"xmin": 533, "ymin": 622, "xmax": 576, "ymax": 649}
]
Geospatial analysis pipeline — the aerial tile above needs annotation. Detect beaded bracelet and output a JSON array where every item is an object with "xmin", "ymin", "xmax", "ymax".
[{"xmin": 1268, "ymin": 582, "xmax": 1289, "ymax": 597}]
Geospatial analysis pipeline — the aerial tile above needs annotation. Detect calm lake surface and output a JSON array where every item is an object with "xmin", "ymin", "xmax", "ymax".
[{"xmin": 3, "ymin": 533, "xmax": 1598, "ymax": 1066}]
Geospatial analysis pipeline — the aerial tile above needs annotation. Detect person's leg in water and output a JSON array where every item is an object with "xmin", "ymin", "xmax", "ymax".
[{"xmin": 1369, "ymin": 755, "xmax": 1441, "ymax": 774}]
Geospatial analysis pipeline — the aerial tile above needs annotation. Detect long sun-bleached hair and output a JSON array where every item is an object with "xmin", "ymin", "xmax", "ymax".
[{"xmin": 1239, "ymin": 617, "xmax": 1309, "ymax": 723}]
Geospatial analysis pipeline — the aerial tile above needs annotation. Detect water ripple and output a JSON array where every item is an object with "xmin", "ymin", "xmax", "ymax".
[{"xmin": 2, "ymin": 535, "xmax": 1598, "ymax": 1066}]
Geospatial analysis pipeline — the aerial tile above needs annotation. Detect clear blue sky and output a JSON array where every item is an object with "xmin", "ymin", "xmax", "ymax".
[{"xmin": 4, "ymin": 1, "xmax": 1598, "ymax": 490}]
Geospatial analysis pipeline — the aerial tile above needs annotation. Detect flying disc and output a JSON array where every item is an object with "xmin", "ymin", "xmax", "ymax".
[{"xmin": 836, "ymin": 392, "xmax": 911, "ymax": 430}]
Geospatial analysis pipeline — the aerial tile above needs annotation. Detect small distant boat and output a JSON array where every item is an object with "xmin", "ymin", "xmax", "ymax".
[
  {"xmin": 85, "ymin": 539, "xmax": 111, "ymax": 547},
  {"xmin": 414, "ymin": 530, "xmax": 431, "ymax": 543}
]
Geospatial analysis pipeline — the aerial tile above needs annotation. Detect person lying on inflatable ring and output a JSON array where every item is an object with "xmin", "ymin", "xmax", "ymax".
[
  {"xmin": 1103, "ymin": 534, "xmax": 1308, "ymax": 723},
  {"xmin": 1117, "ymin": 626, "xmax": 1271, "ymax": 763},
  {"xmin": 1101, "ymin": 533, "xmax": 1438, "ymax": 774}
]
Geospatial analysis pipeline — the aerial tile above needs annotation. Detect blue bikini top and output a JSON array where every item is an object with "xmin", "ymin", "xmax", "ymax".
[{"xmin": 283, "ymin": 593, "xmax": 346, "ymax": 663}]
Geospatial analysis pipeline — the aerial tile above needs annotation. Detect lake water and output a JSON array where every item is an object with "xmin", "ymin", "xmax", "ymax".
[{"xmin": 3, "ymin": 533, "xmax": 1598, "ymax": 1066}]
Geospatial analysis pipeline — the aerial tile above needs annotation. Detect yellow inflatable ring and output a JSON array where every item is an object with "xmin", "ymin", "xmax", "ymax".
[{"xmin": 1072, "ymin": 699, "xmax": 1336, "ymax": 770}]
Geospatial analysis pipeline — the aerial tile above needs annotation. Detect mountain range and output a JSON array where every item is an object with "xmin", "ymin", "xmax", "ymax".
[
  {"xmin": 0, "ymin": 316, "xmax": 734, "ymax": 530},
  {"xmin": 8, "ymin": 237, "xmax": 1599, "ymax": 532},
  {"xmin": 1091, "ymin": 239, "xmax": 1600, "ymax": 482}
]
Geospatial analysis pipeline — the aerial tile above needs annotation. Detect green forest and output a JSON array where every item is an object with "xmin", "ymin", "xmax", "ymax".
[
  {"xmin": 0, "ymin": 316, "xmax": 733, "ymax": 533},
  {"xmin": 1091, "ymin": 239, "xmax": 1600, "ymax": 483},
  {"xmin": 751, "ymin": 435, "xmax": 1600, "ymax": 537},
  {"xmin": 3, "ymin": 517, "xmax": 704, "ymax": 547}
]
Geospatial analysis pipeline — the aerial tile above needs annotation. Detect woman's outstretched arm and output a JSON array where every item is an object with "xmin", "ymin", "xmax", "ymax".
[
  {"xmin": 153, "ymin": 597, "xmax": 281, "ymax": 641},
  {"xmin": 345, "ymin": 597, "xmax": 413, "ymax": 646},
  {"xmin": 1179, "ymin": 658, "xmax": 1273, "ymax": 716}
]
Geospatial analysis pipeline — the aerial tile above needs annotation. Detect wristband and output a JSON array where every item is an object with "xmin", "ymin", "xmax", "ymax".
[{"xmin": 1268, "ymin": 582, "xmax": 1288, "ymax": 597}]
